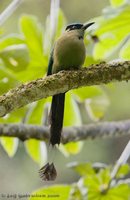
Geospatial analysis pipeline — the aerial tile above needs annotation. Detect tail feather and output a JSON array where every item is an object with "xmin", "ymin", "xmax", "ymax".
[{"xmin": 49, "ymin": 93, "xmax": 65, "ymax": 145}]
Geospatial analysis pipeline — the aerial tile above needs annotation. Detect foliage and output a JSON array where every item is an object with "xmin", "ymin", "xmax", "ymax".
[
  {"xmin": 0, "ymin": 0, "xmax": 130, "ymax": 199},
  {"xmin": 29, "ymin": 162, "xmax": 130, "ymax": 200},
  {"xmin": 0, "ymin": 8, "xmax": 109, "ymax": 162},
  {"xmin": 29, "ymin": 185, "xmax": 71, "ymax": 200},
  {"xmin": 93, "ymin": 2, "xmax": 130, "ymax": 60}
]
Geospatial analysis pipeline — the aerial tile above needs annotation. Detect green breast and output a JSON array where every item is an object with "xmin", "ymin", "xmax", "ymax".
[{"xmin": 53, "ymin": 35, "xmax": 86, "ymax": 73}]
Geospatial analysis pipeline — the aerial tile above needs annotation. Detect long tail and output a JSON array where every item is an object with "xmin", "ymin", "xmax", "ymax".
[{"xmin": 49, "ymin": 93, "xmax": 65, "ymax": 146}]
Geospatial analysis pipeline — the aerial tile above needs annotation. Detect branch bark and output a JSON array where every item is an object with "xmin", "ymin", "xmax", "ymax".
[
  {"xmin": 0, "ymin": 120, "xmax": 130, "ymax": 143},
  {"xmin": 0, "ymin": 61, "xmax": 130, "ymax": 117}
]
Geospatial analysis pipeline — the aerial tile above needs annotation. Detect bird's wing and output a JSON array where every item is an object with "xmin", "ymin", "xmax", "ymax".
[{"xmin": 47, "ymin": 48, "xmax": 54, "ymax": 76}]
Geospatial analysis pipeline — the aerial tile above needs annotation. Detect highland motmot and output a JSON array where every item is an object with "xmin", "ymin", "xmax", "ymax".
[{"xmin": 47, "ymin": 22, "xmax": 94, "ymax": 146}]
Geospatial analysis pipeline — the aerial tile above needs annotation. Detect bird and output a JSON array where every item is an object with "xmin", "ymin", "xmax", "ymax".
[{"xmin": 47, "ymin": 22, "xmax": 94, "ymax": 146}]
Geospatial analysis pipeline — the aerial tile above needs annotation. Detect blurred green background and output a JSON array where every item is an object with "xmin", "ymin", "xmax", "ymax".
[{"xmin": 0, "ymin": 0, "xmax": 130, "ymax": 196}]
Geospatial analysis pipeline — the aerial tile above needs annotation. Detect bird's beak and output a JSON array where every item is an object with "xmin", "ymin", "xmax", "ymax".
[{"xmin": 83, "ymin": 22, "xmax": 95, "ymax": 30}]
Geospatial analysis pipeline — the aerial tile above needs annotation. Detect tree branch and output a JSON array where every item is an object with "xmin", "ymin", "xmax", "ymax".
[
  {"xmin": 0, "ymin": 61, "xmax": 130, "ymax": 117},
  {"xmin": 0, "ymin": 0, "xmax": 22, "ymax": 26},
  {"xmin": 0, "ymin": 120, "xmax": 130, "ymax": 143},
  {"xmin": 104, "ymin": 140, "xmax": 130, "ymax": 192}
]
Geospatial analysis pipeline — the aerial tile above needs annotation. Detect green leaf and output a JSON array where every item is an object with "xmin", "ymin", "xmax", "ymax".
[
  {"xmin": 73, "ymin": 86, "xmax": 105, "ymax": 102},
  {"xmin": 84, "ymin": 167, "xmax": 130, "ymax": 200},
  {"xmin": 119, "ymin": 38, "xmax": 130, "ymax": 59},
  {"xmin": 93, "ymin": 32, "xmax": 128, "ymax": 59},
  {"xmin": 84, "ymin": 173, "xmax": 101, "ymax": 194},
  {"xmin": 43, "ymin": 9, "xmax": 67, "ymax": 56},
  {"xmin": 84, "ymin": 168, "xmax": 111, "ymax": 188},
  {"xmin": 116, "ymin": 164, "xmax": 130, "ymax": 178},
  {"xmin": 55, "ymin": 9, "xmax": 67, "ymax": 40},
  {"xmin": 64, "ymin": 92, "xmax": 81, "ymax": 126},
  {"xmin": 64, "ymin": 142, "xmax": 83, "ymax": 154},
  {"xmin": 0, "ymin": 65, "xmax": 18, "ymax": 95},
  {"xmin": 25, "ymin": 139, "xmax": 47, "ymax": 166},
  {"xmin": 15, "ymin": 15, "xmax": 48, "ymax": 82},
  {"xmin": 73, "ymin": 86, "xmax": 109, "ymax": 121},
  {"xmin": 43, "ymin": 16, "xmax": 51, "ymax": 56},
  {"xmin": 110, "ymin": 0, "xmax": 126, "ymax": 7},
  {"xmin": 95, "ymin": 7, "xmax": 130, "ymax": 35},
  {"xmin": 0, "ymin": 108, "xmax": 27, "ymax": 123},
  {"xmin": 20, "ymin": 15, "xmax": 46, "ymax": 67},
  {"xmin": 15, "ymin": 63, "xmax": 46, "ymax": 82},
  {"xmin": 106, "ymin": 184, "xmax": 130, "ymax": 200},
  {"xmin": 68, "ymin": 162, "xmax": 95, "ymax": 176},
  {"xmin": 84, "ymin": 56, "xmax": 100, "ymax": 67},
  {"xmin": 0, "ymin": 34, "xmax": 24, "ymax": 51},
  {"xmin": 29, "ymin": 185, "xmax": 71, "ymax": 200},
  {"xmin": 84, "ymin": 169, "xmax": 110, "ymax": 200},
  {"xmin": 68, "ymin": 184, "xmax": 83, "ymax": 200},
  {"xmin": 59, "ymin": 92, "xmax": 82, "ymax": 156},
  {"xmin": 99, "ymin": 169, "xmax": 111, "ymax": 184},
  {"xmin": 93, "ymin": 6, "xmax": 130, "ymax": 59},
  {"xmin": 85, "ymin": 94, "xmax": 109, "ymax": 121},
  {"xmin": 59, "ymin": 142, "xmax": 83, "ymax": 156},
  {"xmin": 0, "ymin": 45, "xmax": 30, "ymax": 72},
  {"xmin": 27, "ymin": 100, "xmax": 46, "ymax": 125},
  {"xmin": 0, "ymin": 137, "xmax": 18, "ymax": 157}
]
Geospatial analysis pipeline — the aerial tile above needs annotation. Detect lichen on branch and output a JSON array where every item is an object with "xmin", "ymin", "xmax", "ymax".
[{"xmin": 0, "ymin": 61, "xmax": 130, "ymax": 117}]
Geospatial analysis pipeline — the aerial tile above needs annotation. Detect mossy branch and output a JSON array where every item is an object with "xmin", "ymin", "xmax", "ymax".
[{"xmin": 0, "ymin": 61, "xmax": 130, "ymax": 117}]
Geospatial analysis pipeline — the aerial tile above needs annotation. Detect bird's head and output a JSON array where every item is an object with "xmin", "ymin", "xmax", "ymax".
[{"xmin": 65, "ymin": 22, "xmax": 94, "ymax": 38}]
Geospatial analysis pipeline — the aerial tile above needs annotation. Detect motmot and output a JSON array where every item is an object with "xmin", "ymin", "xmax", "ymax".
[{"xmin": 47, "ymin": 22, "xmax": 94, "ymax": 146}]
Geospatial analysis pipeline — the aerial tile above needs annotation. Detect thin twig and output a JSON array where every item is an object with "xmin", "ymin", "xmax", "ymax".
[
  {"xmin": 103, "ymin": 140, "xmax": 130, "ymax": 193},
  {"xmin": 0, "ymin": 0, "xmax": 22, "ymax": 26},
  {"xmin": 110, "ymin": 140, "xmax": 130, "ymax": 180}
]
